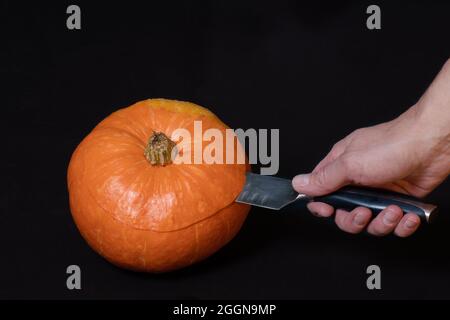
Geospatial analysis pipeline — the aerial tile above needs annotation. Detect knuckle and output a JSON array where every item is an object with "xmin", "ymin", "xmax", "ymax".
[
  {"xmin": 331, "ymin": 141, "xmax": 344, "ymax": 154},
  {"xmin": 312, "ymin": 169, "xmax": 328, "ymax": 188},
  {"xmin": 352, "ymin": 127, "xmax": 367, "ymax": 136}
]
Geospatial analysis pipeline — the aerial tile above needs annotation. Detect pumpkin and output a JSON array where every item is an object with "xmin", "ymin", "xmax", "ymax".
[{"xmin": 67, "ymin": 98, "xmax": 250, "ymax": 272}]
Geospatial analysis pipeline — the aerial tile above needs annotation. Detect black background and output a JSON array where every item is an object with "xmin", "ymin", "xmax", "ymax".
[{"xmin": 2, "ymin": 0, "xmax": 450, "ymax": 299}]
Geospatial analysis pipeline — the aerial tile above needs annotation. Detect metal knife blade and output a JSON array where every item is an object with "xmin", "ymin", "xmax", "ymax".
[{"xmin": 236, "ymin": 172, "xmax": 308, "ymax": 210}]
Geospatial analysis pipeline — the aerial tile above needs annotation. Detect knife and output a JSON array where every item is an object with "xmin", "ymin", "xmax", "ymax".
[{"xmin": 236, "ymin": 172, "xmax": 438, "ymax": 223}]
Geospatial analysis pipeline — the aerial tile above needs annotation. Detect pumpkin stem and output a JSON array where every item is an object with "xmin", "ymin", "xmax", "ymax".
[{"xmin": 144, "ymin": 131, "xmax": 177, "ymax": 166}]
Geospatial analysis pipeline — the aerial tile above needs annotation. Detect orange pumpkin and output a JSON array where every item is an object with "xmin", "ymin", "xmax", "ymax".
[{"xmin": 67, "ymin": 98, "xmax": 250, "ymax": 272}]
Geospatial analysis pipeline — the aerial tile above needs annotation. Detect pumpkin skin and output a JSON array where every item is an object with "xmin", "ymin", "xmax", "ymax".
[{"xmin": 67, "ymin": 98, "xmax": 250, "ymax": 272}]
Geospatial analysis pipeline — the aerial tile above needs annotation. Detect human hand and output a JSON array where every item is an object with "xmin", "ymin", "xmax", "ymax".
[{"xmin": 292, "ymin": 60, "xmax": 450, "ymax": 237}]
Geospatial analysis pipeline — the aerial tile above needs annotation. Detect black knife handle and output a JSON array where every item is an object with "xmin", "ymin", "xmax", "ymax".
[{"xmin": 313, "ymin": 187, "xmax": 438, "ymax": 223}]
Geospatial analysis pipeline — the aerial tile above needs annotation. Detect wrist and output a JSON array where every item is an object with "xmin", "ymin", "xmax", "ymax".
[
  {"xmin": 413, "ymin": 100, "xmax": 450, "ymax": 140},
  {"xmin": 413, "ymin": 59, "xmax": 450, "ymax": 140},
  {"xmin": 409, "ymin": 102, "xmax": 450, "ymax": 163},
  {"xmin": 386, "ymin": 102, "xmax": 448, "ymax": 167}
]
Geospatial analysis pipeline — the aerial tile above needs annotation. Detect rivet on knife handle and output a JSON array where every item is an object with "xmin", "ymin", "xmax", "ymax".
[{"xmin": 313, "ymin": 187, "xmax": 438, "ymax": 223}]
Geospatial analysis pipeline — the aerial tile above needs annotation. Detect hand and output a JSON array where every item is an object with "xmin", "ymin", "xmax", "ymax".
[{"xmin": 292, "ymin": 59, "xmax": 450, "ymax": 237}]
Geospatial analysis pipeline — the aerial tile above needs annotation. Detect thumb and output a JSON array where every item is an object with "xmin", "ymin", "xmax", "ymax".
[{"xmin": 292, "ymin": 158, "xmax": 350, "ymax": 196}]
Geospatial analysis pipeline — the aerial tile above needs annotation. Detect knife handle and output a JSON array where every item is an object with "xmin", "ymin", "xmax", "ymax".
[{"xmin": 313, "ymin": 187, "xmax": 438, "ymax": 223}]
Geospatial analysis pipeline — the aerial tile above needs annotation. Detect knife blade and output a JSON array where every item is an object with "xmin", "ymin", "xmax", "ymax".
[{"xmin": 236, "ymin": 172, "xmax": 438, "ymax": 223}]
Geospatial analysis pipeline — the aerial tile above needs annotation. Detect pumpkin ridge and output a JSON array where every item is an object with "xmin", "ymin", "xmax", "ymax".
[
  {"xmin": 92, "ymin": 125, "xmax": 147, "ymax": 147},
  {"xmin": 110, "ymin": 162, "xmax": 151, "ymax": 221},
  {"xmin": 96, "ymin": 110, "xmax": 151, "ymax": 143}
]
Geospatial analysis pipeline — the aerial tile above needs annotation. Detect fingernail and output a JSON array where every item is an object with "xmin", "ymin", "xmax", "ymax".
[
  {"xmin": 383, "ymin": 209, "xmax": 398, "ymax": 225},
  {"xmin": 293, "ymin": 174, "xmax": 310, "ymax": 188},
  {"xmin": 405, "ymin": 218, "xmax": 418, "ymax": 229},
  {"xmin": 353, "ymin": 212, "xmax": 367, "ymax": 226}
]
